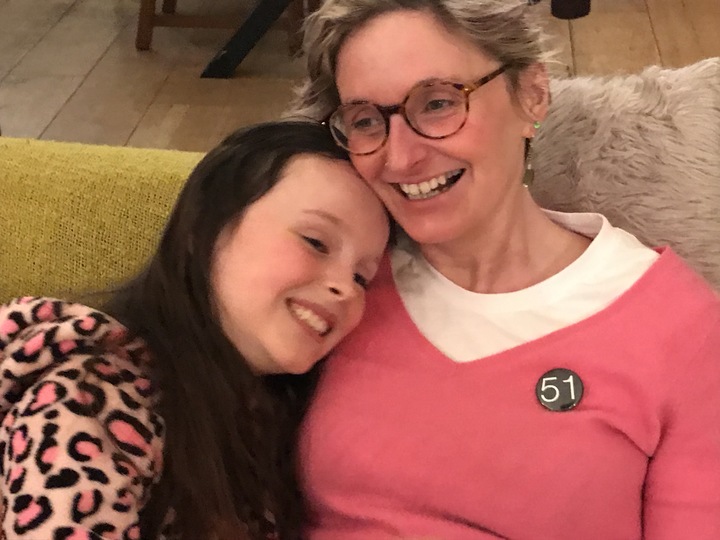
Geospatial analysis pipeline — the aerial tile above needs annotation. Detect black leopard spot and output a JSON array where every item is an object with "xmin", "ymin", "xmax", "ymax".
[
  {"xmin": 82, "ymin": 465, "xmax": 109, "ymax": 484},
  {"xmin": 84, "ymin": 356, "xmax": 124, "ymax": 385},
  {"xmin": 56, "ymin": 368, "xmax": 81, "ymax": 380},
  {"xmin": 119, "ymin": 388, "xmax": 142, "ymax": 410},
  {"xmin": 106, "ymin": 410, "xmax": 153, "ymax": 457},
  {"xmin": 73, "ymin": 312, "xmax": 108, "ymax": 336},
  {"xmin": 21, "ymin": 381, "xmax": 67, "ymax": 417},
  {"xmin": 45, "ymin": 467, "xmax": 80, "ymax": 489},
  {"xmin": 64, "ymin": 380, "xmax": 106, "ymax": 417},
  {"xmin": 54, "ymin": 528, "xmax": 76, "ymax": 540},
  {"xmin": 2, "ymin": 311, "xmax": 27, "ymax": 339},
  {"xmin": 11, "ymin": 326, "xmax": 57, "ymax": 364},
  {"xmin": 12, "ymin": 494, "xmax": 52, "ymax": 534},
  {"xmin": 112, "ymin": 453, "xmax": 138, "ymax": 479},
  {"xmin": 3, "ymin": 373, "xmax": 23, "ymax": 403},
  {"xmin": 150, "ymin": 414, "xmax": 164, "ymax": 438},
  {"xmin": 30, "ymin": 299, "xmax": 62, "ymax": 323},
  {"xmin": 112, "ymin": 488, "xmax": 133, "ymax": 512},
  {"xmin": 44, "ymin": 409, "xmax": 59, "ymax": 420},
  {"xmin": 120, "ymin": 369, "xmax": 137, "ymax": 383},
  {"xmin": 71, "ymin": 489, "xmax": 102, "ymax": 522},
  {"xmin": 90, "ymin": 523, "xmax": 118, "ymax": 538},
  {"xmin": 72, "ymin": 312, "xmax": 110, "ymax": 336},
  {"xmin": 36, "ymin": 422, "xmax": 59, "ymax": 474},
  {"xmin": 9, "ymin": 424, "xmax": 33, "ymax": 463},
  {"xmin": 68, "ymin": 432, "xmax": 103, "ymax": 462},
  {"xmin": 7, "ymin": 465, "xmax": 26, "ymax": 494}
]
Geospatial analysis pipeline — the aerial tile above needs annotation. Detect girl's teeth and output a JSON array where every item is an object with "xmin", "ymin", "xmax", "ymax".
[{"xmin": 289, "ymin": 303, "xmax": 330, "ymax": 335}]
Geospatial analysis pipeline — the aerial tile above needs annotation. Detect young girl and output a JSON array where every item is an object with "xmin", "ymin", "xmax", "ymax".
[{"xmin": 0, "ymin": 121, "xmax": 389, "ymax": 539}]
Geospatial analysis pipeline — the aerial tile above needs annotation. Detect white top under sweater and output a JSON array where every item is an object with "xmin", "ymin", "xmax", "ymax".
[{"xmin": 391, "ymin": 211, "xmax": 660, "ymax": 361}]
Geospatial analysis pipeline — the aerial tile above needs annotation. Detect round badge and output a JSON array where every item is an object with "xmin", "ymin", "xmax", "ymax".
[{"xmin": 535, "ymin": 368, "xmax": 584, "ymax": 411}]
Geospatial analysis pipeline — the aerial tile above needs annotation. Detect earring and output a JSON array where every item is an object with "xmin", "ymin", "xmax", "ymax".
[
  {"xmin": 523, "ymin": 137, "xmax": 534, "ymax": 188},
  {"xmin": 533, "ymin": 121, "xmax": 541, "ymax": 130}
]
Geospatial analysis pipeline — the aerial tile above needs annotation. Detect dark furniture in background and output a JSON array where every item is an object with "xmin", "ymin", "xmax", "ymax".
[
  {"xmin": 551, "ymin": 0, "xmax": 591, "ymax": 19},
  {"xmin": 135, "ymin": 0, "xmax": 591, "ymax": 79},
  {"xmin": 135, "ymin": 0, "xmax": 314, "ymax": 62}
]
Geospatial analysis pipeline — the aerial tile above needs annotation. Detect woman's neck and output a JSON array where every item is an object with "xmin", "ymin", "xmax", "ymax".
[{"xmin": 420, "ymin": 192, "xmax": 591, "ymax": 293}]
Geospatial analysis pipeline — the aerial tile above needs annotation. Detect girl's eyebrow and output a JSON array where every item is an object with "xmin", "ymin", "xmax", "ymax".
[{"xmin": 302, "ymin": 209, "xmax": 343, "ymax": 226}]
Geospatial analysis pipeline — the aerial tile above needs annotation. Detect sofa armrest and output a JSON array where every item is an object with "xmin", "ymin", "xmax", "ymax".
[{"xmin": 0, "ymin": 138, "xmax": 203, "ymax": 303}]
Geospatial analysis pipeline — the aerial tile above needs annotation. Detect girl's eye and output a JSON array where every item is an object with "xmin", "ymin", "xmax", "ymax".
[
  {"xmin": 354, "ymin": 273, "xmax": 369, "ymax": 289},
  {"xmin": 303, "ymin": 235, "xmax": 328, "ymax": 254}
]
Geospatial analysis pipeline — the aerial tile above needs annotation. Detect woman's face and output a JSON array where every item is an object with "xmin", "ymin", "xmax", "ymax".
[
  {"xmin": 335, "ymin": 10, "xmax": 548, "ymax": 247},
  {"xmin": 211, "ymin": 155, "xmax": 389, "ymax": 375}
]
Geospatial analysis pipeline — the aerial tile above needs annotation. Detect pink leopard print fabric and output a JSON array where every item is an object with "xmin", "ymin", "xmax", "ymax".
[{"xmin": 0, "ymin": 297, "xmax": 166, "ymax": 539}]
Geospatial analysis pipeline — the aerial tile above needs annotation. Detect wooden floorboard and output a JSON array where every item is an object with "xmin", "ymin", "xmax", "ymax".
[
  {"xmin": 0, "ymin": 0, "xmax": 717, "ymax": 151},
  {"xmin": 1, "ymin": 0, "xmax": 137, "ymax": 138},
  {"xmin": 571, "ymin": 0, "xmax": 661, "ymax": 75},
  {"xmin": 647, "ymin": 0, "xmax": 719, "ymax": 67},
  {"xmin": 0, "ymin": 0, "xmax": 77, "ymax": 82}
]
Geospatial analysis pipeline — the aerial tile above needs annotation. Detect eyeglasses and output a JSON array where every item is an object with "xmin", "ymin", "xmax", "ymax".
[{"xmin": 326, "ymin": 65, "xmax": 508, "ymax": 156}]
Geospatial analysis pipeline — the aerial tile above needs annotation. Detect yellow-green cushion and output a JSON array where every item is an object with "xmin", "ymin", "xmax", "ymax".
[{"xmin": 1, "ymin": 138, "xmax": 204, "ymax": 303}]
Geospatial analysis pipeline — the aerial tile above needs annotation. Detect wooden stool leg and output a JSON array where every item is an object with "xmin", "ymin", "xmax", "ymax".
[
  {"xmin": 136, "ymin": 0, "xmax": 156, "ymax": 50},
  {"xmin": 162, "ymin": 0, "xmax": 177, "ymax": 15},
  {"xmin": 202, "ymin": 0, "xmax": 293, "ymax": 78}
]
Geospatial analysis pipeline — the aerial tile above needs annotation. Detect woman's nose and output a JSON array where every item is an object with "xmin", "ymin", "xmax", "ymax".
[{"xmin": 382, "ymin": 114, "xmax": 426, "ymax": 173}]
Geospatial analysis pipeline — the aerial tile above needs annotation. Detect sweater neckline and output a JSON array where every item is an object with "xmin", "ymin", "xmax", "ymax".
[{"xmin": 377, "ymin": 246, "xmax": 675, "ymax": 367}]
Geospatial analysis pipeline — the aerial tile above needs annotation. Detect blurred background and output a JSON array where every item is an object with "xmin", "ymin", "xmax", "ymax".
[{"xmin": 0, "ymin": 0, "xmax": 717, "ymax": 152}]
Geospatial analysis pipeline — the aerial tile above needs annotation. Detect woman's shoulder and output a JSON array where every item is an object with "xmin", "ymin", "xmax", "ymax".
[
  {"xmin": 647, "ymin": 249, "xmax": 719, "ymax": 309},
  {"xmin": 622, "ymin": 249, "xmax": 720, "ymax": 349}
]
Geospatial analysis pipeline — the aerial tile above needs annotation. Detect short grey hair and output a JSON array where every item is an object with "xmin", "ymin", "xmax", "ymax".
[{"xmin": 287, "ymin": 0, "xmax": 554, "ymax": 121}]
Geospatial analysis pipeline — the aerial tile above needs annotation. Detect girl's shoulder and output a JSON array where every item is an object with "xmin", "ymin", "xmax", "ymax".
[
  {"xmin": 0, "ymin": 296, "xmax": 157, "ymax": 432},
  {"xmin": 0, "ymin": 297, "xmax": 166, "ymax": 536}
]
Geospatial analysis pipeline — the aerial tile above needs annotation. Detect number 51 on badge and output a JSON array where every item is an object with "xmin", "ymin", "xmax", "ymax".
[{"xmin": 536, "ymin": 368, "xmax": 584, "ymax": 412}]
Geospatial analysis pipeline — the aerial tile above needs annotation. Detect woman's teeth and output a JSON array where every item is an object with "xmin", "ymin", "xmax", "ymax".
[
  {"xmin": 289, "ymin": 302, "xmax": 331, "ymax": 335},
  {"xmin": 397, "ymin": 170, "xmax": 463, "ymax": 200}
]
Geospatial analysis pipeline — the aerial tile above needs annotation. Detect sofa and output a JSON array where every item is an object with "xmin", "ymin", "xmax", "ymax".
[
  {"xmin": 1, "ymin": 141, "xmax": 203, "ymax": 302},
  {"xmin": 1, "ymin": 57, "xmax": 718, "ymax": 304}
]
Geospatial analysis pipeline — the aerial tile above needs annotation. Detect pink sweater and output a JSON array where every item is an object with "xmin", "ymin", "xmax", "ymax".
[{"xmin": 300, "ymin": 249, "xmax": 720, "ymax": 539}]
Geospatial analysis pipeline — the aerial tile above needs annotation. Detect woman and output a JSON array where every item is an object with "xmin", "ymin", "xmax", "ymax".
[
  {"xmin": 289, "ymin": 1, "xmax": 720, "ymax": 538},
  {"xmin": 0, "ymin": 121, "xmax": 389, "ymax": 539}
]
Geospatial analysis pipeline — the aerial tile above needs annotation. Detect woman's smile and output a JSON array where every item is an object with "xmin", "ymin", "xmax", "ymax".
[{"xmin": 393, "ymin": 169, "xmax": 465, "ymax": 201}]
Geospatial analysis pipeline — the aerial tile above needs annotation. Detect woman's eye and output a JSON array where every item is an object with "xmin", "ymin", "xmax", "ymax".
[
  {"xmin": 353, "ymin": 273, "xmax": 369, "ymax": 289},
  {"xmin": 351, "ymin": 115, "xmax": 381, "ymax": 132},
  {"xmin": 424, "ymin": 98, "xmax": 453, "ymax": 112},
  {"xmin": 303, "ymin": 236, "xmax": 328, "ymax": 254}
]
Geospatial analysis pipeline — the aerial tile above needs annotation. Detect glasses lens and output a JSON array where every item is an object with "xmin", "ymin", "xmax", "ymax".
[
  {"xmin": 406, "ymin": 83, "xmax": 467, "ymax": 138},
  {"xmin": 329, "ymin": 103, "xmax": 386, "ymax": 154}
]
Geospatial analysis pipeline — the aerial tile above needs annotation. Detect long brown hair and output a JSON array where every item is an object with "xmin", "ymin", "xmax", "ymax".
[{"xmin": 104, "ymin": 121, "xmax": 349, "ymax": 539}]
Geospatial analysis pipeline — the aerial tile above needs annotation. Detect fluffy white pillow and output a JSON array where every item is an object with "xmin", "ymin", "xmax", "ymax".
[{"xmin": 533, "ymin": 57, "xmax": 720, "ymax": 288}]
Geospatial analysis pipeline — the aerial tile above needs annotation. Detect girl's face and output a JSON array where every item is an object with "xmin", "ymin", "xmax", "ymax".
[
  {"xmin": 211, "ymin": 154, "xmax": 389, "ymax": 375},
  {"xmin": 334, "ymin": 10, "xmax": 549, "ymax": 248}
]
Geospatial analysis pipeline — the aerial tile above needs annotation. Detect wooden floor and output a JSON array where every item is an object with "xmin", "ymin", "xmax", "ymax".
[{"xmin": 0, "ymin": 0, "xmax": 718, "ymax": 152}]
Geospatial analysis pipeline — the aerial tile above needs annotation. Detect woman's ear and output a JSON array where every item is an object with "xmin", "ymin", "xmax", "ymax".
[{"xmin": 516, "ymin": 63, "xmax": 550, "ymax": 137}]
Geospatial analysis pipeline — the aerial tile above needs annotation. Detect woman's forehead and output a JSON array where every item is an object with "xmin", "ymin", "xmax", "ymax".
[{"xmin": 336, "ymin": 11, "xmax": 493, "ymax": 103}]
